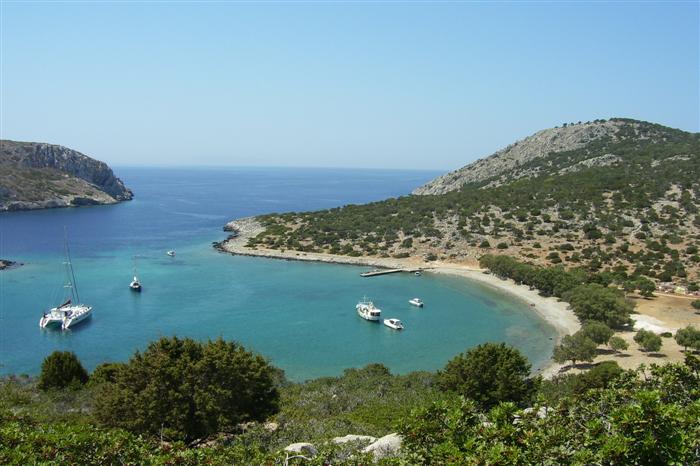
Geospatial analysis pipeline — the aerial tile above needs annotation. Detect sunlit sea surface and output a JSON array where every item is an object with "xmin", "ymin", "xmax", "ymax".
[{"xmin": 0, "ymin": 167, "xmax": 555, "ymax": 380}]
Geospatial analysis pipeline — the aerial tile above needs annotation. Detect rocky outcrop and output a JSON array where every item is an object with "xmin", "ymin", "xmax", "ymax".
[
  {"xmin": 0, "ymin": 140, "xmax": 133, "ymax": 211},
  {"xmin": 413, "ymin": 119, "xmax": 654, "ymax": 195},
  {"xmin": 362, "ymin": 433, "xmax": 402, "ymax": 459},
  {"xmin": 0, "ymin": 259, "xmax": 19, "ymax": 270}
]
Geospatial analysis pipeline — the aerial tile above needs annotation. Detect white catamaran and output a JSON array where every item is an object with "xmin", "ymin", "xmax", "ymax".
[{"xmin": 39, "ymin": 231, "xmax": 93, "ymax": 330}]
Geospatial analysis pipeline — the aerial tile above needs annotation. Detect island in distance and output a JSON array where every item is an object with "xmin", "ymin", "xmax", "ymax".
[{"xmin": 0, "ymin": 140, "xmax": 133, "ymax": 211}]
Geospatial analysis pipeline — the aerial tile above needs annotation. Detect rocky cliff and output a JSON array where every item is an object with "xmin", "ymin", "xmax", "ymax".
[
  {"xmin": 413, "ymin": 118, "xmax": 668, "ymax": 195},
  {"xmin": 0, "ymin": 140, "xmax": 133, "ymax": 211}
]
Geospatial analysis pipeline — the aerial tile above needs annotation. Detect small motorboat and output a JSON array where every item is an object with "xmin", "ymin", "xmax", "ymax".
[
  {"xmin": 409, "ymin": 298, "xmax": 424, "ymax": 307},
  {"xmin": 383, "ymin": 318, "xmax": 404, "ymax": 330},
  {"xmin": 166, "ymin": 250, "xmax": 176, "ymax": 257},
  {"xmin": 414, "ymin": 271, "xmax": 421, "ymax": 276}
]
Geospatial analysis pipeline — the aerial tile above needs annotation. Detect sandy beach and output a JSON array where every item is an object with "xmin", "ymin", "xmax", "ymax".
[
  {"xmin": 218, "ymin": 217, "xmax": 700, "ymax": 378},
  {"xmin": 217, "ymin": 217, "xmax": 582, "ymax": 377}
]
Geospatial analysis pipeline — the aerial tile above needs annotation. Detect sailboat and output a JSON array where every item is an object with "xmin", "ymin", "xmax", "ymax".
[
  {"xmin": 129, "ymin": 256, "xmax": 142, "ymax": 292},
  {"xmin": 39, "ymin": 229, "xmax": 93, "ymax": 330}
]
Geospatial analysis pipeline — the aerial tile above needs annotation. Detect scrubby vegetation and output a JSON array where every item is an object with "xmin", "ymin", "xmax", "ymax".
[
  {"xmin": 37, "ymin": 351, "xmax": 88, "ymax": 390},
  {"xmin": 2, "ymin": 341, "xmax": 699, "ymax": 464},
  {"xmin": 242, "ymin": 120, "xmax": 699, "ymax": 287}
]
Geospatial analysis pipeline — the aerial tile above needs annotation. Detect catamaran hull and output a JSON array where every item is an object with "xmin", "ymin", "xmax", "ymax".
[
  {"xmin": 39, "ymin": 306, "xmax": 93, "ymax": 330},
  {"xmin": 62, "ymin": 310, "xmax": 92, "ymax": 330}
]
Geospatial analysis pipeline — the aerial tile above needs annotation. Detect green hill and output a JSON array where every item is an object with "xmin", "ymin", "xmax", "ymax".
[{"xmin": 238, "ymin": 118, "xmax": 700, "ymax": 285}]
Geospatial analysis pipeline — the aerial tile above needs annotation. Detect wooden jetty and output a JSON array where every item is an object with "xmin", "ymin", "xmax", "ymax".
[{"xmin": 360, "ymin": 268, "xmax": 425, "ymax": 277}]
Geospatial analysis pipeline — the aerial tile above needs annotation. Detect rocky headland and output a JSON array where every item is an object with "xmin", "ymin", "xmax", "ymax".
[
  {"xmin": 0, "ymin": 140, "xmax": 133, "ymax": 211},
  {"xmin": 0, "ymin": 259, "xmax": 20, "ymax": 270}
]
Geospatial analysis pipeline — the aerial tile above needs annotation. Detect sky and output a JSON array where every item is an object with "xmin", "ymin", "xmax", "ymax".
[{"xmin": 1, "ymin": 2, "xmax": 698, "ymax": 170}]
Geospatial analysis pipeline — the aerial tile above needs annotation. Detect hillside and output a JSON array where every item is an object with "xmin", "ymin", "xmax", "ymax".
[
  {"xmin": 0, "ymin": 140, "xmax": 133, "ymax": 211},
  {"xmin": 221, "ymin": 118, "xmax": 700, "ymax": 287}
]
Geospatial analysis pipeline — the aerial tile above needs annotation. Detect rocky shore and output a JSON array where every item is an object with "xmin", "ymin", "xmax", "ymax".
[
  {"xmin": 0, "ymin": 140, "xmax": 133, "ymax": 211},
  {"xmin": 0, "ymin": 259, "xmax": 21, "ymax": 270},
  {"xmin": 215, "ymin": 217, "xmax": 581, "ymax": 378}
]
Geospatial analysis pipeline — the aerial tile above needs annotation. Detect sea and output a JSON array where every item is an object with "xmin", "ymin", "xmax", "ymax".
[{"xmin": 0, "ymin": 167, "xmax": 555, "ymax": 381}]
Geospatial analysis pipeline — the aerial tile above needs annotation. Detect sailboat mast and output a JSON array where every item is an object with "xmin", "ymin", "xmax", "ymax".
[{"xmin": 64, "ymin": 227, "xmax": 81, "ymax": 303}]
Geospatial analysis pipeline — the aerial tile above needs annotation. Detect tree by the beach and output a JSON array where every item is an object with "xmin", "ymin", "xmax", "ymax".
[
  {"xmin": 692, "ymin": 299, "xmax": 700, "ymax": 310},
  {"xmin": 634, "ymin": 329, "xmax": 663, "ymax": 353},
  {"xmin": 552, "ymin": 332, "xmax": 597, "ymax": 367},
  {"xmin": 437, "ymin": 342, "xmax": 536, "ymax": 409},
  {"xmin": 674, "ymin": 325, "xmax": 700, "ymax": 351},
  {"xmin": 635, "ymin": 277, "xmax": 656, "ymax": 297},
  {"xmin": 608, "ymin": 336, "xmax": 629, "ymax": 354},
  {"xmin": 38, "ymin": 351, "xmax": 88, "ymax": 390},
  {"xmin": 581, "ymin": 321, "xmax": 614, "ymax": 346},
  {"xmin": 94, "ymin": 336, "xmax": 280, "ymax": 443},
  {"xmin": 564, "ymin": 283, "xmax": 634, "ymax": 329}
]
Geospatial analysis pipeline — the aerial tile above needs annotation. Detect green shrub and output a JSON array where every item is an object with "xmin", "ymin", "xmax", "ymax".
[
  {"xmin": 38, "ymin": 351, "xmax": 88, "ymax": 390},
  {"xmin": 581, "ymin": 321, "xmax": 614, "ymax": 345},
  {"xmin": 634, "ymin": 329, "xmax": 663, "ymax": 352},
  {"xmin": 437, "ymin": 343, "xmax": 536, "ymax": 409},
  {"xmin": 675, "ymin": 325, "xmax": 700, "ymax": 351},
  {"xmin": 565, "ymin": 284, "xmax": 634, "ymax": 329},
  {"xmin": 553, "ymin": 332, "xmax": 597, "ymax": 366},
  {"xmin": 94, "ymin": 337, "xmax": 279, "ymax": 443},
  {"xmin": 609, "ymin": 336, "xmax": 629, "ymax": 353}
]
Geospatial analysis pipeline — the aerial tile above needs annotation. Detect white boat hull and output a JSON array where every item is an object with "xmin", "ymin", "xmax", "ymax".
[
  {"xmin": 39, "ymin": 305, "xmax": 93, "ymax": 330},
  {"xmin": 356, "ymin": 301, "xmax": 381, "ymax": 321},
  {"xmin": 384, "ymin": 319, "xmax": 404, "ymax": 330}
]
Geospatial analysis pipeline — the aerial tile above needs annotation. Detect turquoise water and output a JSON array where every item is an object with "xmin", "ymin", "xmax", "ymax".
[{"xmin": 0, "ymin": 167, "xmax": 555, "ymax": 380}]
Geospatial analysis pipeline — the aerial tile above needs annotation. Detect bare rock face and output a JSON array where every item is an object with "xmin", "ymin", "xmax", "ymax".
[
  {"xmin": 413, "ymin": 119, "xmax": 650, "ymax": 195},
  {"xmin": 0, "ymin": 140, "xmax": 133, "ymax": 211}
]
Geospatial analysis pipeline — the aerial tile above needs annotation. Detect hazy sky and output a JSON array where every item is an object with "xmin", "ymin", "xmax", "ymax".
[{"xmin": 1, "ymin": 2, "xmax": 698, "ymax": 170}]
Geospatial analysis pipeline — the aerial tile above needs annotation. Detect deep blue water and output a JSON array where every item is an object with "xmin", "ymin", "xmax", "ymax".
[{"xmin": 0, "ymin": 167, "xmax": 555, "ymax": 380}]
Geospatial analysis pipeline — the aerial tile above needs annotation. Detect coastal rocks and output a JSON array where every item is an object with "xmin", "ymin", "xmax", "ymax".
[
  {"xmin": 0, "ymin": 259, "xmax": 19, "ymax": 270},
  {"xmin": 332, "ymin": 434, "xmax": 376, "ymax": 445},
  {"xmin": 283, "ymin": 442, "xmax": 318, "ymax": 456},
  {"xmin": 362, "ymin": 433, "xmax": 402, "ymax": 459},
  {"xmin": 0, "ymin": 139, "xmax": 133, "ymax": 211}
]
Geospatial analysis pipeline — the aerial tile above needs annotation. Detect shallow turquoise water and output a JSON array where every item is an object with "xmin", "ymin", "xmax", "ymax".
[{"xmin": 0, "ymin": 167, "xmax": 554, "ymax": 380}]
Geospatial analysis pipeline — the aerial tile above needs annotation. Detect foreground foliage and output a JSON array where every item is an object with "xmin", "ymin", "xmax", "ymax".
[
  {"xmin": 93, "ymin": 336, "xmax": 280, "ymax": 443},
  {"xmin": 399, "ymin": 360, "xmax": 700, "ymax": 465},
  {"xmin": 437, "ymin": 343, "xmax": 537, "ymax": 409},
  {"xmin": 37, "ymin": 351, "xmax": 88, "ymax": 391}
]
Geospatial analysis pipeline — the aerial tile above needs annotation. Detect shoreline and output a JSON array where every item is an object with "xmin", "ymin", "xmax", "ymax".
[{"xmin": 216, "ymin": 217, "xmax": 581, "ymax": 378}]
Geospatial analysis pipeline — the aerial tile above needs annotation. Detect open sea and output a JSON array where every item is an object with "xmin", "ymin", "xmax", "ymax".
[{"xmin": 0, "ymin": 167, "xmax": 555, "ymax": 381}]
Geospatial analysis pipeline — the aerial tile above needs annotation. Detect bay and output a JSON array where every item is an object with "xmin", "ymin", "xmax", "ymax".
[{"xmin": 0, "ymin": 167, "xmax": 554, "ymax": 380}]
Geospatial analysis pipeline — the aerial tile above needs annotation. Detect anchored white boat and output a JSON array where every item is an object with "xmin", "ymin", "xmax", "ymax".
[
  {"xmin": 409, "ymin": 298, "xmax": 424, "ymax": 307},
  {"xmin": 356, "ymin": 297, "xmax": 381, "ymax": 321},
  {"xmin": 383, "ymin": 318, "xmax": 404, "ymax": 330},
  {"xmin": 166, "ymin": 250, "xmax": 176, "ymax": 257},
  {"xmin": 39, "ymin": 230, "xmax": 93, "ymax": 330},
  {"xmin": 129, "ymin": 257, "xmax": 142, "ymax": 292}
]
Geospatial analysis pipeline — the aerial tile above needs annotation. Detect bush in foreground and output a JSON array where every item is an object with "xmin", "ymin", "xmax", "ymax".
[
  {"xmin": 400, "ymin": 361, "xmax": 700, "ymax": 465},
  {"xmin": 94, "ymin": 336, "xmax": 280, "ymax": 443},
  {"xmin": 37, "ymin": 351, "xmax": 88, "ymax": 391},
  {"xmin": 437, "ymin": 343, "xmax": 537, "ymax": 409}
]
